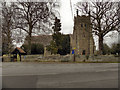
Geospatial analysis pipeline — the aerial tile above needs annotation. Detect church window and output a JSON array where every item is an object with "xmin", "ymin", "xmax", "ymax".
[
  {"xmin": 83, "ymin": 32, "xmax": 85, "ymax": 37},
  {"xmin": 85, "ymin": 24, "xmax": 87, "ymax": 27},
  {"xmin": 81, "ymin": 24, "xmax": 83, "ymax": 27},
  {"xmin": 83, "ymin": 34, "xmax": 85, "ymax": 37}
]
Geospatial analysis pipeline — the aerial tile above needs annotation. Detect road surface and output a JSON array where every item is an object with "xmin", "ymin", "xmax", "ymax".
[{"xmin": 2, "ymin": 62, "xmax": 118, "ymax": 88}]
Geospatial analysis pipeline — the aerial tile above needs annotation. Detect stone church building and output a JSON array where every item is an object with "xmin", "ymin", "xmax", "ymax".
[
  {"xmin": 70, "ymin": 11, "xmax": 95, "ymax": 55},
  {"xmin": 24, "ymin": 10, "xmax": 95, "ymax": 56}
]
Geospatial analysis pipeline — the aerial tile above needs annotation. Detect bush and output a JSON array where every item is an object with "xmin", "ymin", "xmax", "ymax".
[
  {"xmin": 111, "ymin": 43, "xmax": 120, "ymax": 55},
  {"xmin": 103, "ymin": 44, "xmax": 111, "ymax": 55},
  {"xmin": 21, "ymin": 43, "xmax": 44, "ymax": 54}
]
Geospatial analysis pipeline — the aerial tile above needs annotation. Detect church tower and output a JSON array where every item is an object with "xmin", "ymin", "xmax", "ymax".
[{"xmin": 71, "ymin": 10, "xmax": 95, "ymax": 55}]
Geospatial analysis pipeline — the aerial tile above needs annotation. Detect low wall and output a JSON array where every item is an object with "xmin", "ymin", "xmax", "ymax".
[
  {"xmin": 2, "ymin": 54, "xmax": 119, "ymax": 62},
  {"xmin": 75, "ymin": 55, "xmax": 119, "ymax": 62}
]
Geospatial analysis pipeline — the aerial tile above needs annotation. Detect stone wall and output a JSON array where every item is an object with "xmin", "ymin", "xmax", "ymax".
[
  {"xmin": 74, "ymin": 55, "xmax": 119, "ymax": 62},
  {"xmin": 2, "ymin": 54, "xmax": 119, "ymax": 62}
]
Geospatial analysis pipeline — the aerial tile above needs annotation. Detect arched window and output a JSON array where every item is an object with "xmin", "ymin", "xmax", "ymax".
[
  {"xmin": 81, "ymin": 24, "xmax": 83, "ymax": 27},
  {"xmin": 83, "ymin": 32, "xmax": 85, "ymax": 37}
]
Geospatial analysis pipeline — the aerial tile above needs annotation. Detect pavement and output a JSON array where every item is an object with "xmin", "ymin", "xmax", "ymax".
[{"xmin": 1, "ymin": 62, "xmax": 119, "ymax": 88}]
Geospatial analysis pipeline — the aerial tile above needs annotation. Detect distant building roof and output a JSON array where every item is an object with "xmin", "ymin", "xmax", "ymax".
[
  {"xmin": 12, "ymin": 47, "xmax": 26, "ymax": 54},
  {"xmin": 25, "ymin": 35, "xmax": 53, "ymax": 46}
]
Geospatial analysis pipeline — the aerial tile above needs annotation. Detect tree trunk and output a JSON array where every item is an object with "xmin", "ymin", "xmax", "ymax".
[
  {"xmin": 27, "ymin": 35, "xmax": 32, "ymax": 55},
  {"xmin": 27, "ymin": 25, "xmax": 32, "ymax": 55},
  {"xmin": 98, "ymin": 34, "xmax": 104, "ymax": 55},
  {"xmin": 7, "ymin": 32, "xmax": 12, "ymax": 56}
]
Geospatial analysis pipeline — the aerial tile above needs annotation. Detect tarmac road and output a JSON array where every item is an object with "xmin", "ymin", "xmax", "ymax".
[{"xmin": 2, "ymin": 62, "xmax": 119, "ymax": 88}]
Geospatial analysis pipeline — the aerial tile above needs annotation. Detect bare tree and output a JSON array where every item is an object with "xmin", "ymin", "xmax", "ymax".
[
  {"xmin": 118, "ymin": 1, "xmax": 120, "ymax": 44},
  {"xmin": 0, "ymin": 3, "xmax": 2, "ymax": 56},
  {"xmin": 77, "ymin": 0, "xmax": 119, "ymax": 54},
  {"xmin": 13, "ymin": 1, "xmax": 57, "ymax": 54},
  {"xmin": 2, "ymin": 2, "xmax": 15, "ymax": 55}
]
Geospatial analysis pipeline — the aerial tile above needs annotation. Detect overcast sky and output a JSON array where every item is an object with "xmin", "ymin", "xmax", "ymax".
[{"xmin": 60, "ymin": 0, "xmax": 80, "ymax": 34}]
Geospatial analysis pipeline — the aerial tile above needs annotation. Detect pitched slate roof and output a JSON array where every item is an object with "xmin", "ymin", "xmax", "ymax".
[{"xmin": 25, "ymin": 35, "xmax": 53, "ymax": 46}]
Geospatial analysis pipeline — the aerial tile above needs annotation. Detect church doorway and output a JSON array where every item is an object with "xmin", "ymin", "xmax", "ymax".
[{"xmin": 82, "ymin": 50, "xmax": 86, "ymax": 55}]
